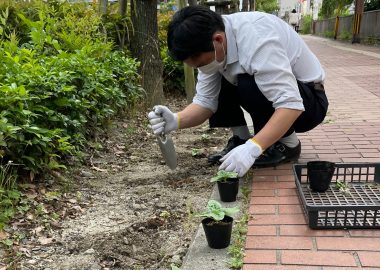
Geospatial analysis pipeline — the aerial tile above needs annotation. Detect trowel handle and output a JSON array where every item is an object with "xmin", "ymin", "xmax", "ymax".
[
  {"xmin": 153, "ymin": 106, "xmax": 167, "ymax": 140},
  {"xmin": 158, "ymin": 133, "xmax": 167, "ymax": 143}
]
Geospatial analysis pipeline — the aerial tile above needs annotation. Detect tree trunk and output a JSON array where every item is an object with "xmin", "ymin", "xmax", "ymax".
[
  {"xmin": 116, "ymin": 0, "xmax": 128, "ymax": 49},
  {"xmin": 249, "ymin": 0, "xmax": 255, "ymax": 11},
  {"xmin": 177, "ymin": 0, "xmax": 196, "ymax": 104},
  {"xmin": 242, "ymin": 0, "xmax": 249, "ymax": 11},
  {"xmin": 130, "ymin": 0, "xmax": 164, "ymax": 106},
  {"xmin": 230, "ymin": 0, "xmax": 239, "ymax": 12},
  {"xmin": 99, "ymin": 0, "xmax": 108, "ymax": 14},
  {"xmin": 352, "ymin": 0, "xmax": 364, "ymax": 43},
  {"xmin": 119, "ymin": 0, "xmax": 128, "ymax": 16}
]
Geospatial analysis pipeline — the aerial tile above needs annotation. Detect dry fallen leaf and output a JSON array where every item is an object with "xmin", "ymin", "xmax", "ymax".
[
  {"xmin": 26, "ymin": 192, "xmax": 38, "ymax": 199},
  {"xmin": 68, "ymin": 199, "xmax": 77, "ymax": 204},
  {"xmin": 19, "ymin": 247, "xmax": 32, "ymax": 257},
  {"xmin": 116, "ymin": 144, "xmax": 125, "ymax": 150},
  {"xmin": 91, "ymin": 166, "xmax": 107, "ymax": 172},
  {"xmin": 30, "ymin": 171, "xmax": 35, "ymax": 182},
  {"xmin": 20, "ymin": 183, "xmax": 36, "ymax": 189},
  {"xmin": 32, "ymin": 226, "xmax": 43, "ymax": 235},
  {"xmin": 26, "ymin": 213, "xmax": 35, "ymax": 221},
  {"xmin": 0, "ymin": 231, "xmax": 8, "ymax": 240},
  {"xmin": 38, "ymin": 237, "xmax": 54, "ymax": 245}
]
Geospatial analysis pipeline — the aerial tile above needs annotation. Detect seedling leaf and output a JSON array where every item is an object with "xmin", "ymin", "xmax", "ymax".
[{"xmin": 210, "ymin": 170, "xmax": 238, "ymax": 183}]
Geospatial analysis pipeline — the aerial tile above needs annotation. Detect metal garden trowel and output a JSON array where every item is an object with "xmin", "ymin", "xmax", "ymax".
[{"xmin": 157, "ymin": 133, "xmax": 177, "ymax": 170}]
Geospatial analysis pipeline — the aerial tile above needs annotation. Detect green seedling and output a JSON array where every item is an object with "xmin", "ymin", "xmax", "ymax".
[
  {"xmin": 196, "ymin": 200, "xmax": 239, "ymax": 221},
  {"xmin": 191, "ymin": 148, "xmax": 202, "ymax": 157},
  {"xmin": 210, "ymin": 170, "xmax": 238, "ymax": 183},
  {"xmin": 159, "ymin": 210, "xmax": 171, "ymax": 219},
  {"xmin": 336, "ymin": 180, "xmax": 350, "ymax": 195},
  {"xmin": 171, "ymin": 265, "xmax": 181, "ymax": 270},
  {"xmin": 1, "ymin": 238, "xmax": 13, "ymax": 248},
  {"xmin": 201, "ymin": 134, "xmax": 210, "ymax": 141}
]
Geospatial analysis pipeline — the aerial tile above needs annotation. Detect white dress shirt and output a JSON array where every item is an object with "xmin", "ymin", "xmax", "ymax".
[{"xmin": 193, "ymin": 11, "xmax": 325, "ymax": 113}]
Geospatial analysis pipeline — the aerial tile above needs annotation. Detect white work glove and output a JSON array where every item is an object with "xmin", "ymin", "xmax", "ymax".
[
  {"xmin": 148, "ymin": 105, "xmax": 179, "ymax": 135},
  {"xmin": 219, "ymin": 139, "xmax": 263, "ymax": 177}
]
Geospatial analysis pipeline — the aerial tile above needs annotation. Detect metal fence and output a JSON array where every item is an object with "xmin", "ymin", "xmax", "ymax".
[{"xmin": 313, "ymin": 9, "xmax": 380, "ymax": 42}]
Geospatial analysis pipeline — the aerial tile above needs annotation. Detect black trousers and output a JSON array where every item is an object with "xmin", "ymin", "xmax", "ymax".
[{"xmin": 209, "ymin": 74, "xmax": 329, "ymax": 138}]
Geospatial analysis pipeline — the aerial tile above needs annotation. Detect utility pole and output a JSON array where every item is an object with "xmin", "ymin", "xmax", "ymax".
[{"xmin": 352, "ymin": 0, "xmax": 364, "ymax": 43}]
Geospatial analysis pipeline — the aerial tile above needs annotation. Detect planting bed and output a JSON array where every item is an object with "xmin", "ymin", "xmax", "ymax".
[{"xmin": 5, "ymin": 97, "xmax": 230, "ymax": 270}]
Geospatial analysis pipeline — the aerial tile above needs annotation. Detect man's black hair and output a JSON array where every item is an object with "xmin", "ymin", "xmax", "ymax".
[{"xmin": 167, "ymin": 5, "xmax": 225, "ymax": 61}]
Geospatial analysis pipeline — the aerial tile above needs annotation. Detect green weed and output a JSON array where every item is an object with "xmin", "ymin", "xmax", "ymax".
[
  {"xmin": 338, "ymin": 30, "xmax": 351, "ymax": 40},
  {"xmin": 227, "ymin": 178, "xmax": 251, "ymax": 269},
  {"xmin": 0, "ymin": 161, "xmax": 21, "ymax": 231},
  {"xmin": 323, "ymin": 31, "xmax": 335, "ymax": 38}
]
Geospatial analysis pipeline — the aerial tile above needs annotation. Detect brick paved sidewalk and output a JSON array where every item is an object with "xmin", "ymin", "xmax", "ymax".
[{"xmin": 243, "ymin": 36, "xmax": 380, "ymax": 270}]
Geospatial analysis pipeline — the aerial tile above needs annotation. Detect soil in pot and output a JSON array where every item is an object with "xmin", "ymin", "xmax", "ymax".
[
  {"xmin": 217, "ymin": 178, "xmax": 239, "ymax": 202},
  {"xmin": 307, "ymin": 161, "xmax": 336, "ymax": 192},
  {"xmin": 202, "ymin": 216, "xmax": 233, "ymax": 249}
]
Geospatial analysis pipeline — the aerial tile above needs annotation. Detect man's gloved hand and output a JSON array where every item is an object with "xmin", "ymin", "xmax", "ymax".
[
  {"xmin": 148, "ymin": 105, "xmax": 179, "ymax": 135},
  {"xmin": 219, "ymin": 139, "xmax": 263, "ymax": 177}
]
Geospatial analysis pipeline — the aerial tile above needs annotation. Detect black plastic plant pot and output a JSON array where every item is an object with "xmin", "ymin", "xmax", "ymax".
[
  {"xmin": 307, "ymin": 161, "xmax": 336, "ymax": 192},
  {"xmin": 202, "ymin": 216, "xmax": 233, "ymax": 249},
  {"xmin": 217, "ymin": 178, "xmax": 239, "ymax": 202}
]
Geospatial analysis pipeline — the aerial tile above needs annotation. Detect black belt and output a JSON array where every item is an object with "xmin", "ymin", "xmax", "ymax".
[{"xmin": 314, "ymin": 82, "xmax": 325, "ymax": 91}]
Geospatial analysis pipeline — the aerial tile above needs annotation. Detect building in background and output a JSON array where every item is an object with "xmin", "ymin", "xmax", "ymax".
[
  {"xmin": 278, "ymin": 0, "xmax": 302, "ymax": 18},
  {"xmin": 278, "ymin": 0, "xmax": 323, "ymax": 20},
  {"xmin": 309, "ymin": 0, "xmax": 323, "ymax": 19}
]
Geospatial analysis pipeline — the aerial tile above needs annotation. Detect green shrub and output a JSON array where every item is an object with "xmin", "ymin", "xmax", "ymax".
[
  {"xmin": 0, "ymin": 1, "xmax": 143, "ymax": 174},
  {"xmin": 0, "ymin": 3, "xmax": 34, "ymax": 44},
  {"xmin": 158, "ymin": 10, "xmax": 185, "ymax": 95},
  {"xmin": 301, "ymin": 15, "xmax": 313, "ymax": 34},
  {"xmin": 0, "ymin": 46, "xmax": 142, "ymax": 173}
]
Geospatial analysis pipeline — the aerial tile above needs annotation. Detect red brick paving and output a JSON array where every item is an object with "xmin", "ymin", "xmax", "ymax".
[{"xmin": 244, "ymin": 36, "xmax": 380, "ymax": 269}]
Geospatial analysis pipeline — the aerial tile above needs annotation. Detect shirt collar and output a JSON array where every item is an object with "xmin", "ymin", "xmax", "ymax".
[{"xmin": 222, "ymin": 16, "xmax": 239, "ymax": 65}]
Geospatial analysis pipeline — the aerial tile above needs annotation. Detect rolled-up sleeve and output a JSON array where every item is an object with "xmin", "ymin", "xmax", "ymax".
[
  {"xmin": 237, "ymin": 18, "xmax": 305, "ymax": 111},
  {"xmin": 193, "ymin": 71, "xmax": 222, "ymax": 113}
]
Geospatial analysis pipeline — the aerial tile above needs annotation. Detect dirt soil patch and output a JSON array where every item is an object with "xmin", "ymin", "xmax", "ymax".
[{"xmin": 1, "ymin": 97, "xmax": 231, "ymax": 270}]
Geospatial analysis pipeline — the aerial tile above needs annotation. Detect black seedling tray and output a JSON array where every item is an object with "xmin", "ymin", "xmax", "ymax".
[{"xmin": 293, "ymin": 163, "xmax": 380, "ymax": 229}]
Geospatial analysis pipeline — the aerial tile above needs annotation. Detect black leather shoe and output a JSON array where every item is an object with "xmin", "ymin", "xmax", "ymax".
[
  {"xmin": 208, "ymin": 135, "xmax": 246, "ymax": 164},
  {"xmin": 254, "ymin": 141, "xmax": 301, "ymax": 168}
]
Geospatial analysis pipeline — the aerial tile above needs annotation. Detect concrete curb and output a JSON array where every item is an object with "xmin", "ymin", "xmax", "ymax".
[{"xmin": 181, "ymin": 179, "xmax": 250, "ymax": 270}]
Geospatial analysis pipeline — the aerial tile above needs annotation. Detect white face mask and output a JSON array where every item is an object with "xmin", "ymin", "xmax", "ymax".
[{"xmin": 198, "ymin": 41, "xmax": 226, "ymax": 74}]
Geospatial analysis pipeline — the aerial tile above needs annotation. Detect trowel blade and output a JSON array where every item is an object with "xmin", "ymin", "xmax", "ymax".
[{"xmin": 157, "ymin": 134, "xmax": 177, "ymax": 170}]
